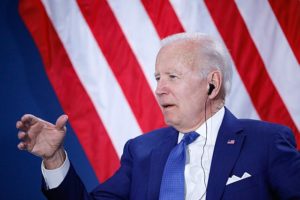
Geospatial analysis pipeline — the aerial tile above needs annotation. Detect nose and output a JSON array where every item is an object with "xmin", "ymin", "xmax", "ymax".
[{"xmin": 155, "ymin": 79, "xmax": 168, "ymax": 96}]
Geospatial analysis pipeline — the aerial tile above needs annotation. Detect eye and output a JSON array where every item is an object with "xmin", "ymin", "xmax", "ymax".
[
  {"xmin": 169, "ymin": 74, "xmax": 177, "ymax": 79},
  {"xmin": 155, "ymin": 76, "xmax": 160, "ymax": 81}
]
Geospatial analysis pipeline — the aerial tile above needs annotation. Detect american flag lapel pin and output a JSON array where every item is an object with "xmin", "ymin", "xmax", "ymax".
[{"xmin": 227, "ymin": 139, "xmax": 235, "ymax": 144}]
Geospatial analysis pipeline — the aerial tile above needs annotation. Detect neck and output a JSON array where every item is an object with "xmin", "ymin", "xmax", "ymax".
[
  {"xmin": 177, "ymin": 99, "xmax": 224, "ymax": 133},
  {"xmin": 207, "ymin": 98, "xmax": 225, "ymax": 118}
]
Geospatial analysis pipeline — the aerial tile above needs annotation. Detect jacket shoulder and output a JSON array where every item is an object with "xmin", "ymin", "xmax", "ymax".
[
  {"xmin": 124, "ymin": 126, "xmax": 178, "ymax": 157},
  {"xmin": 131, "ymin": 126, "xmax": 177, "ymax": 145},
  {"xmin": 239, "ymin": 118, "xmax": 293, "ymax": 134},
  {"xmin": 238, "ymin": 118, "xmax": 296, "ymax": 147}
]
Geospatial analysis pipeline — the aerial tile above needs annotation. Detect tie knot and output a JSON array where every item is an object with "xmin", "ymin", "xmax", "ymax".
[{"xmin": 182, "ymin": 131, "xmax": 199, "ymax": 145}]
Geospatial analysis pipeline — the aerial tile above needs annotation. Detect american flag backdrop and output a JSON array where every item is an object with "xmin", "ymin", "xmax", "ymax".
[{"xmin": 18, "ymin": 0, "xmax": 300, "ymax": 183}]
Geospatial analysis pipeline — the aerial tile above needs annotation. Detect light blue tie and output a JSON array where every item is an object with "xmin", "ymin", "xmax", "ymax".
[{"xmin": 159, "ymin": 131, "xmax": 200, "ymax": 200}]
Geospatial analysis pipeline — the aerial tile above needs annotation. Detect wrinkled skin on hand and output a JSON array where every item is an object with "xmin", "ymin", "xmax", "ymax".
[{"xmin": 17, "ymin": 114, "xmax": 68, "ymax": 169}]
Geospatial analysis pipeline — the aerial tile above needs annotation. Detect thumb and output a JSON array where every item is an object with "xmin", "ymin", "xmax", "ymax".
[{"xmin": 55, "ymin": 114, "xmax": 68, "ymax": 130}]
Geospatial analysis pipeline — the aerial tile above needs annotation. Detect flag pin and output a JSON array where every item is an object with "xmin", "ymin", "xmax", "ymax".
[{"xmin": 227, "ymin": 139, "xmax": 235, "ymax": 144}]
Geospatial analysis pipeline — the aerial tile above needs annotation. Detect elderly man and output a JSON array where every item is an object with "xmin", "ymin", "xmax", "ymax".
[{"xmin": 17, "ymin": 33, "xmax": 300, "ymax": 200}]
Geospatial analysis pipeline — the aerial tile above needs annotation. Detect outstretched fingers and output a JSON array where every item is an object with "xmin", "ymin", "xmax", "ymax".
[
  {"xmin": 17, "ymin": 142, "xmax": 27, "ymax": 151},
  {"xmin": 55, "ymin": 114, "xmax": 68, "ymax": 130},
  {"xmin": 16, "ymin": 114, "xmax": 39, "ymax": 152},
  {"xmin": 17, "ymin": 130, "xmax": 31, "ymax": 151},
  {"xmin": 17, "ymin": 114, "xmax": 68, "ymax": 156},
  {"xmin": 16, "ymin": 114, "xmax": 39, "ymax": 131},
  {"xmin": 16, "ymin": 120, "xmax": 27, "ymax": 132},
  {"xmin": 17, "ymin": 131, "xmax": 27, "ymax": 140}
]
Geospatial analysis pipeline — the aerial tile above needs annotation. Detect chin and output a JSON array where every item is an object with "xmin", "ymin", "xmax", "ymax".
[{"xmin": 164, "ymin": 117, "xmax": 179, "ymax": 128}]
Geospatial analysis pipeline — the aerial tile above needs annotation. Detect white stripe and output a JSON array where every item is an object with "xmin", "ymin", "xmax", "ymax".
[
  {"xmin": 41, "ymin": 0, "xmax": 142, "ymax": 157},
  {"xmin": 170, "ymin": 0, "xmax": 259, "ymax": 119},
  {"xmin": 236, "ymin": 0, "xmax": 300, "ymax": 130},
  {"xmin": 107, "ymin": 0, "xmax": 161, "ymax": 93}
]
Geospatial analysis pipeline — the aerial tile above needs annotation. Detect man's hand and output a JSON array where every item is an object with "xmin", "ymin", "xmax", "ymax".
[{"xmin": 17, "ymin": 114, "xmax": 68, "ymax": 169}]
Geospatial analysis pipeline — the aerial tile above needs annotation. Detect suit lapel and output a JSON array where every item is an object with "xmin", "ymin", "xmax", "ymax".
[
  {"xmin": 147, "ymin": 127, "xmax": 178, "ymax": 200},
  {"xmin": 206, "ymin": 108, "xmax": 245, "ymax": 200}
]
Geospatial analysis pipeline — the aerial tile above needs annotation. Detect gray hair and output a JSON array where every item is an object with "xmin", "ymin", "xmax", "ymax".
[{"xmin": 161, "ymin": 32, "xmax": 233, "ymax": 97}]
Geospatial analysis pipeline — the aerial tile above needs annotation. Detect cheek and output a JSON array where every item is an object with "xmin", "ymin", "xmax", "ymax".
[
  {"xmin": 173, "ymin": 80, "xmax": 206, "ymax": 105},
  {"xmin": 185, "ymin": 86, "xmax": 204, "ymax": 99},
  {"xmin": 183, "ymin": 89, "xmax": 206, "ymax": 111}
]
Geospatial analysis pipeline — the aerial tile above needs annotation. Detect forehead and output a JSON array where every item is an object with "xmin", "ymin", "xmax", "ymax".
[{"xmin": 155, "ymin": 40, "xmax": 202, "ymax": 73}]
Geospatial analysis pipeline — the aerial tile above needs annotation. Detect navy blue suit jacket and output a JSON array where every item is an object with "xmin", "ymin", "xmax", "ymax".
[{"xmin": 43, "ymin": 108, "xmax": 300, "ymax": 199}]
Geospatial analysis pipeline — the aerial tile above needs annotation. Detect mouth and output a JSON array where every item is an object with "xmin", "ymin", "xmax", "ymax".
[{"xmin": 161, "ymin": 104, "xmax": 176, "ymax": 109}]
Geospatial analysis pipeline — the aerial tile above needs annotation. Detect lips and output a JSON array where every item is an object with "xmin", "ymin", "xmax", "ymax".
[{"xmin": 161, "ymin": 103, "xmax": 175, "ymax": 109}]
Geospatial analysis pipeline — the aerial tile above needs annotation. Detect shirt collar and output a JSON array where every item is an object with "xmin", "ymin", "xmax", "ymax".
[{"xmin": 178, "ymin": 106, "xmax": 225, "ymax": 145}]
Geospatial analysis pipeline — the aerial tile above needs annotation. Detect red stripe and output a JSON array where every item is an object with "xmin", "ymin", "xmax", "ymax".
[
  {"xmin": 19, "ymin": 0, "xmax": 119, "ymax": 181},
  {"xmin": 76, "ymin": 0, "xmax": 165, "ymax": 133},
  {"xmin": 269, "ymin": 0, "xmax": 300, "ymax": 64},
  {"xmin": 205, "ymin": 0, "xmax": 300, "ymax": 146},
  {"xmin": 141, "ymin": 0, "xmax": 184, "ymax": 38}
]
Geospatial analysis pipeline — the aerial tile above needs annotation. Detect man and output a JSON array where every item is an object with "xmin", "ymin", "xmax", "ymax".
[{"xmin": 17, "ymin": 33, "xmax": 300, "ymax": 199}]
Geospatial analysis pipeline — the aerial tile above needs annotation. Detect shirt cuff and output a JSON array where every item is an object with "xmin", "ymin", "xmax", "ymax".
[{"xmin": 41, "ymin": 151, "xmax": 70, "ymax": 189}]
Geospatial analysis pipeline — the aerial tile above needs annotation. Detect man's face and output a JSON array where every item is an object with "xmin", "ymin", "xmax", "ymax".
[{"xmin": 155, "ymin": 41, "xmax": 208, "ymax": 132}]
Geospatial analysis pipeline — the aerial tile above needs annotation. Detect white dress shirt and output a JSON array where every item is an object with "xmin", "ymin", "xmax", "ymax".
[
  {"xmin": 179, "ymin": 107, "xmax": 225, "ymax": 200},
  {"xmin": 42, "ymin": 107, "xmax": 225, "ymax": 200},
  {"xmin": 41, "ymin": 150, "xmax": 70, "ymax": 189}
]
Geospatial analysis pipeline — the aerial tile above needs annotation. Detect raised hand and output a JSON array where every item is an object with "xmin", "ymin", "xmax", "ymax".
[{"xmin": 17, "ymin": 114, "xmax": 68, "ymax": 169}]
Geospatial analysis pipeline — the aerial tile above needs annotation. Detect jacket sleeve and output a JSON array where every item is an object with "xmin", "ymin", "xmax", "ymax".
[
  {"xmin": 268, "ymin": 126, "xmax": 300, "ymax": 199},
  {"xmin": 42, "ymin": 140, "xmax": 133, "ymax": 200}
]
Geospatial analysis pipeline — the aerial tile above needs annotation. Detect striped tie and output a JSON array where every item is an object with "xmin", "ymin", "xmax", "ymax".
[{"xmin": 159, "ymin": 131, "xmax": 200, "ymax": 200}]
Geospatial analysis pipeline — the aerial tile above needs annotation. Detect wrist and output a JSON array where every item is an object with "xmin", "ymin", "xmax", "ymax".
[{"xmin": 43, "ymin": 148, "xmax": 66, "ymax": 169}]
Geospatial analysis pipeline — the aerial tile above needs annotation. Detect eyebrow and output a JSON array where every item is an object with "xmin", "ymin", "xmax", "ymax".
[{"xmin": 154, "ymin": 71, "xmax": 183, "ymax": 77}]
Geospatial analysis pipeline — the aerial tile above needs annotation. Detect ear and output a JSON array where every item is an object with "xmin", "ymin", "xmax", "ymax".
[{"xmin": 207, "ymin": 70, "xmax": 222, "ymax": 99}]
